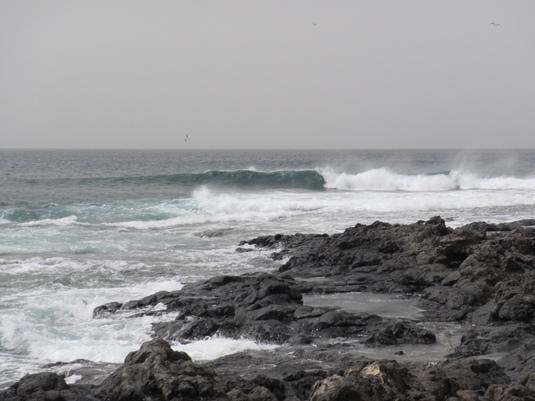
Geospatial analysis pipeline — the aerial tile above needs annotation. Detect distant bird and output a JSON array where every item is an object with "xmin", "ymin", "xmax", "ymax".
[
  {"xmin": 490, "ymin": 22, "xmax": 501, "ymax": 26},
  {"xmin": 184, "ymin": 132, "xmax": 190, "ymax": 142},
  {"xmin": 312, "ymin": 22, "xmax": 317, "ymax": 26}
]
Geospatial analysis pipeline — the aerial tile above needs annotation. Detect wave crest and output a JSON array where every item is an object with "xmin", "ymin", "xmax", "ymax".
[
  {"xmin": 322, "ymin": 168, "xmax": 535, "ymax": 192},
  {"xmin": 322, "ymin": 168, "xmax": 458, "ymax": 191}
]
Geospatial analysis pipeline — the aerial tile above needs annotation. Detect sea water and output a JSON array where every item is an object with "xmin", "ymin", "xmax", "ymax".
[{"xmin": 1, "ymin": 149, "xmax": 535, "ymax": 387}]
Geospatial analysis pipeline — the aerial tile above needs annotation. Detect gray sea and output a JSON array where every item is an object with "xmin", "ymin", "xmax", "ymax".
[{"xmin": 1, "ymin": 148, "xmax": 535, "ymax": 388}]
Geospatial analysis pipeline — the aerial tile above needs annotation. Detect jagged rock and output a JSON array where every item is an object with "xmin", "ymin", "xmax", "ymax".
[
  {"xmin": 430, "ymin": 358, "xmax": 509, "ymax": 394},
  {"xmin": 496, "ymin": 340, "xmax": 535, "ymax": 381},
  {"xmin": 309, "ymin": 361, "xmax": 415, "ymax": 401},
  {"xmin": 96, "ymin": 272, "xmax": 435, "ymax": 349},
  {"xmin": 0, "ymin": 335, "xmax": 533, "ymax": 401},
  {"xmin": 243, "ymin": 217, "xmax": 535, "ymax": 351},
  {"xmin": 6, "ymin": 218, "xmax": 535, "ymax": 401},
  {"xmin": 97, "ymin": 338, "xmax": 227, "ymax": 401},
  {"xmin": 309, "ymin": 358, "xmax": 511, "ymax": 401},
  {"xmin": 485, "ymin": 372, "xmax": 535, "ymax": 401},
  {"xmin": 364, "ymin": 321, "xmax": 436, "ymax": 346},
  {"xmin": 0, "ymin": 372, "xmax": 95, "ymax": 401}
]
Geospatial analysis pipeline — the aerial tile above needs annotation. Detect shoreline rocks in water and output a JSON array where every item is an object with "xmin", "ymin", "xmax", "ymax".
[
  {"xmin": 3, "ymin": 339, "xmax": 535, "ymax": 401},
  {"xmin": 2, "ymin": 217, "xmax": 535, "ymax": 400},
  {"xmin": 94, "ymin": 273, "xmax": 436, "ymax": 347}
]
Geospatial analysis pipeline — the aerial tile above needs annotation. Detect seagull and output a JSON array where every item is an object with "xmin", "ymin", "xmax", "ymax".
[
  {"xmin": 184, "ymin": 132, "xmax": 190, "ymax": 142},
  {"xmin": 490, "ymin": 22, "xmax": 501, "ymax": 26}
]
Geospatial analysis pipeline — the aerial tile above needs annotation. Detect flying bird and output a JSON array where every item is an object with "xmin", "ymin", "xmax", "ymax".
[
  {"xmin": 184, "ymin": 132, "xmax": 190, "ymax": 142},
  {"xmin": 490, "ymin": 22, "xmax": 501, "ymax": 26}
]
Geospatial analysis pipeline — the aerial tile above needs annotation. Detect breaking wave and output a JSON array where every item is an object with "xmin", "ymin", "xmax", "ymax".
[{"xmin": 321, "ymin": 168, "xmax": 535, "ymax": 192}]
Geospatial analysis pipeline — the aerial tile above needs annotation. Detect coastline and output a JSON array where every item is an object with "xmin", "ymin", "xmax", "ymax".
[{"xmin": 2, "ymin": 216, "xmax": 535, "ymax": 400}]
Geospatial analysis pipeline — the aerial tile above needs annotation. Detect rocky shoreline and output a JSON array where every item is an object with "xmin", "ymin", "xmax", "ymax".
[{"xmin": 2, "ymin": 217, "xmax": 535, "ymax": 400}]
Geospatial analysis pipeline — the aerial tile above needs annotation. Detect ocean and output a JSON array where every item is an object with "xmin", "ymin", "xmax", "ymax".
[{"xmin": 1, "ymin": 148, "xmax": 535, "ymax": 388}]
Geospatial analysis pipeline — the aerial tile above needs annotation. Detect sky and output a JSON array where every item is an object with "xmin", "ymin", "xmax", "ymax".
[{"xmin": 1, "ymin": 1, "xmax": 535, "ymax": 150}]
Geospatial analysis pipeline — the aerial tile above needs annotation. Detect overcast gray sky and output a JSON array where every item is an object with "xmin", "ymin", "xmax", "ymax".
[{"xmin": 1, "ymin": 1, "xmax": 534, "ymax": 149}]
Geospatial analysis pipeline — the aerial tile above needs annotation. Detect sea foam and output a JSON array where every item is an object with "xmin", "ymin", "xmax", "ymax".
[
  {"xmin": 321, "ymin": 168, "xmax": 535, "ymax": 192},
  {"xmin": 321, "ymin": 168, "xmax": 458, "ymax": 191},
  {"xmin": 171, "ymin": 335, "xmax": 279, "ymax": 361},
  {"xmin": 0, "ymin": 279, "xmax": 185, "ymax": 367}
]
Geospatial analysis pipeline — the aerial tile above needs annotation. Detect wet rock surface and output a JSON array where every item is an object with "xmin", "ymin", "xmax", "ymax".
[
  {"xmin": 94, "ymin": 272, "xmax": 435, "ymax": 348},
  {"xmin": 3, "ymin": 217, "xmax": 535, "ymax": 400},
  {"xmin": 3, "ymin": 339, "xmax": 534, "ymax": 401}
]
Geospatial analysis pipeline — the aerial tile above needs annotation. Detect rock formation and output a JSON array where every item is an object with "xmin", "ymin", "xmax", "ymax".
[{"xmin": 3, "ymin": 217, "xmax": 535, "ymax": 400}]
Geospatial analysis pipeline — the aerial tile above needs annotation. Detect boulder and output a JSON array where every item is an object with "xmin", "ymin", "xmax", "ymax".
[
  {"xmin": 0, "ymin": 372, "xmax": 94, "ymax": 401},
  {"xmin": 97, "ymin": 338, "xmax": 227, "ymax": 401}
]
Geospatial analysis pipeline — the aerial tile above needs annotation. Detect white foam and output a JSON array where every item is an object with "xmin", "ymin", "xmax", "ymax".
[
  {"xmin": 194, "ymin": 187, "xmax": 319, "ymax": 218},
  {"xmin": 171, "ymin": 335, "xmax": 279, "ymax": 361},
  {"xmin": 457, "ymin": 174, "xmax": 535, "ymax": 190},
  {"xmin": 101, "ymin": 185, "xmax": 535, "ymax": 239},
  {"xmin": 64, "ymin": 374, "xmax": 83, "ymax": 384},
  {"xmin": 194, "ymin": 184, "xmax": 535, "ymax": 221},
  {"xmin": 0, "ymin": 352, "xmax": 45, "ymax": 390},
  {"xmin": 322, "ymin": 168, "xmax": 458, "ymax": 191},
  {"xmin": 0, "ymin": 257, "xmax": 166, "ymax": 277},
  {"xmin": 108, "ymin": 216, "xmax": 194, "ymax": 230},
  {"xmin": 321, "ymin": 168, "xmax": 535, "ymax": 192},
  {"xmin": 0, "ymin": 280, "xmax": 184, "ymax": 365},
  {"xmin": 0, "ymin": 278, "xmax": 278, "ymax": 387},
  {"xmin": 3, "ymin": 183, "xmax": 535, "ymax": 257},
  {"xmin": 20, "ymin": 215, "xmax": 78, "ymax": 227}
]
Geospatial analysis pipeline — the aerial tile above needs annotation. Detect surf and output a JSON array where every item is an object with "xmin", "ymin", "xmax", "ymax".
[{"xmin": 321, "ymin": 168, "xmax": 535, "ymax": 192}]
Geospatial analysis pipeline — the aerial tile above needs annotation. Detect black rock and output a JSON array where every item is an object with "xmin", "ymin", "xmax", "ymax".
[{"xmin": 5, "ymin": 217, "xmax": 535, "ymax": 400}]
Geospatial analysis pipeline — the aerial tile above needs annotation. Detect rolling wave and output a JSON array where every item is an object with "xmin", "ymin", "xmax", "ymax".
[
  {"xmin": 3, "ymin": 168, "xmax": 535, "ymax": 225},
  {"xmin": 190, "ymin": 170, "xmax": 326, "ymax": 190},
  {"xmin": 11, "ymin": 170, "xmax": 327, "ymax": 191},
  {"xmin": 9, "ymin": 168, "xmax": 535, "ymax": 195}
]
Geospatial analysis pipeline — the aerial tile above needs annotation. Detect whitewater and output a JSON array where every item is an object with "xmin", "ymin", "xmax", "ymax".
[{"xmin": 1, "ymin": 148, "xmax": 534, "ymax": 388}]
